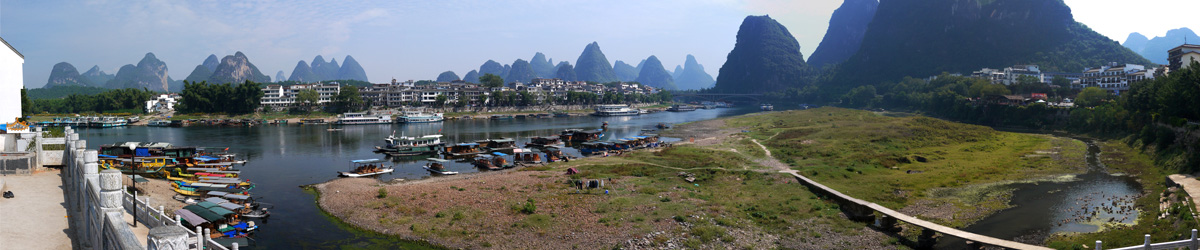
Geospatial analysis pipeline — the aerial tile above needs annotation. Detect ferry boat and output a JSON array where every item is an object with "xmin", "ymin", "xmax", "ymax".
[
  {"xmin": 398, "ymin": 111, "xmax": 444, "ymax": 123},
  {"xmin": 761, "ymin": 104, "xmax": 774, "ymax": 111},
  {"xmin": 335, "ymin": 112, "xmax": 392, "ymax": 125},
  {"xmin": 667, "ymin": 104, "xmax": 697, "ymax": 112},
  {"xmin": 147, "ymin": 120, "xmax": 171, "ymax": 127},
  {"xmin": 375, "ymin": 133, "xmax": 445, "ymax": 156},
  {"xmin": 300, "ymin": 119, "xmax": 327, "ymax": 125},
  {"xmin": 490, "ymin": 114, "xmax": 515, "ymax": 120},
  {"xmin": 592, "ymin": 104, "xmax": 640, "ymax": 116},
  {"xmin": 552, "ymin": 111, "xmax": 570, "ymax": 117},
  {"xmin": 472, "ymin": 155, "xmax": 502, "ymax": 170},
  {"xmin": 90, "ymin": 117, "xmax": 129, "ymax": 128},
  {"xmin": 561, "ymin": 129, "xmax": 604, "ymax": 142}
]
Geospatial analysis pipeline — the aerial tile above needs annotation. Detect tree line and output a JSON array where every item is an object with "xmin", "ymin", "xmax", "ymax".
[
  {"xmin": 177, "ymin": 80, "xmax": 264, "ymax": 115},
  {"xmin": 26, "ymin": 87, "xmax": 157, "ymax": 115}
]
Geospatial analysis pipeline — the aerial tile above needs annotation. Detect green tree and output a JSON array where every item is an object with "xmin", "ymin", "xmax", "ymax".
[
  {"xmin": 295, "ymin": 89, "xmax": 320, "ymax": 106},
  {"xmin": 1075, "ymin": 87, "xmax": 1110, "ymax": 107},
  {"xmin": 1051, "ymin": 76, "xmax": 1070, "ymax": 87},
  {"xmin": 434, "ymin": 94, "xmax": 448, "ymax": 108},
  {"xmin": 968, "ymin": 81, "xmax": 1011, "ymax": 98},
  {"xmin": 333, "ymin": 86, "xmax": 363, "ymax": 113},
  {"xmin": 20, "ymin": 87, "xmax": 30, "ymax": 118},
  {"xmin": 480, "ymin": 73, "xmax": 504, "ymax": 88}
]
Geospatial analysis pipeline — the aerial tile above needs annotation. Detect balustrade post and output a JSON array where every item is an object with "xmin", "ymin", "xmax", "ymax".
[
  {"xmin": 196, "ymin": 226, "xmax": 204, "ymax": 249},
  {"xmin": 232, "ymin": 242, "xmax": 239, "ymax": 250},
  {"xmin": 1144, "ymin": 234, "xmax": 1151, "ymax": 250},
  {"xmin": 1095, "ymin": 240, "xmax": 1102, "ymax": 250},
  {"xmin": 203, "ymin": 228, "xmax": 211, "ymax": 249},
  {"xmin": 147, "ymin": 225, "xmax": 189, "ymax": 250},
  {"xmin": 1191, "ymin": 229, "xmax": 1197, "ymax": 250}
]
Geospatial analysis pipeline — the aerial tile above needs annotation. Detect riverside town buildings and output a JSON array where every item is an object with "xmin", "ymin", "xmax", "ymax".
[
  {"xmin": 144, "ymin": 94, "xmax": 179, "ymax": 113},
  {"xmin": 0, "ymin": 36, "xmax": 23, "ymax": 126},
  {"xmin": 971, "ymin": 63, "xmax": 1157, "ymax": 95},
  {"xmin": 1168, "ymin": 44, "xmax": 1200, "ymax": 72},
  {"xmin": 310, "ymin": 78, "xmax": 657, "ymax": 108}
]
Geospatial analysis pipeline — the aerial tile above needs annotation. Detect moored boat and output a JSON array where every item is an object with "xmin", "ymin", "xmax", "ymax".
[
  {"xmin": 667, "ymin": 104, "xmax": 697, "ymax": 112},
  {"xmin": 374, "ymin": 132, "xmax": 445, "ymax": 156},
  {"xmin": 147, "ymin": 120, "xmax": 171, "ymax": 127},
  {"xmin": 761, "ymin": 104, "xmax": 774, "ymax": 111},
  {"xmin": 338, "ymin": 159, "xmax": 395, "ymax": 177},
  {"xmin": 490, "ymin": 114, "xmax": 514, "ymax": 120},
  {"xmin": 525, "ymin": 136, "xmax": 563, "ymax": 148},
  {"xmin": 444, "ymin": 143, "xmax": 488, "ymax": 157},
  {"xmin": 398, "ymin": 110, "xmax": 444, "ymax": 123},
  {"xmin": 335, "ymin": 112, "xmax": 392, "ymax": 125},
  {"xmin": 422, "ymin": 158, "xmax": 458, "ymax": 175},
  {"xmin": 592, "ymin": 104, "xmax": 640, "ymax": 116}
]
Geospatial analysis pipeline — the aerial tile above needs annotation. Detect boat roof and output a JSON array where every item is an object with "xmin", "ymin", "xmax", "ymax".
[
  {"xmin": 223, "ymin": 194, "xmax": 250, "ymax": 200},
  {"xmin": 175, "ymin": 208, "xmax": 208, "ymax": 225},
  {"xmin": 197, "ymin": 201, "xmax": 220, "ymax": 208},
  {"xmin": 476, "ymin": 155, "xmax": 494, "ymax": 159},
  {"xmin": 183, "ymin": 205, "xmax": 224, "ymax": 222},
  {"xmin": 195, "ymin": 162, "xmax": 234, "ymax": 166},
  {"xmin": 351, "ymin": 159, "xmax": 384, "ymax": 163},
  {"xmin": 186, "ymin": 168, "xmax": 223, "ymax": 172},
  {"xmin": 454, "ymin": 143, "xmax": 479, "ymax": 146},
  {"xmin": 491, "ymin": 138, "xmax": 514, "ymax": 143},
  {"xmin": 426, "ymin": 158, "xmax": 449, "ymax": 162},
  {"xmin": 491, "ymin": 152, "xmax": 508, "ymax": 156},
  {"xmin": 199, "ymin": 179, "xmax": 243, "ymax": 184},
  {"xmin": 98, "ymin": 154, "xmax": 119, "ymax": 158},
  {"xmin": 194, "ymin": 156, "xmax": 221, "ymax": 161}
]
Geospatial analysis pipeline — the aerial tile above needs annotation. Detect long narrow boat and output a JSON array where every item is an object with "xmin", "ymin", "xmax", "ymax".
[
  {"xmin": 422, "ymin": 158, "xmax": 458, "ymax": 175},
  {"xmin": 338, "ymin": 159, "xmax": 395, "ymax": 177}
]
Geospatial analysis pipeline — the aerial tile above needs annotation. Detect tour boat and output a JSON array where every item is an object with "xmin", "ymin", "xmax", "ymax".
[
  {"xmin": 563, "ymin": 129, "xmax": 604, "ymax": 142},
  {"xmin": 338, "ymin": 159, "xmax": 395, "ymax": 177},
  {"xmin": 90, "ymin": 117, "xmax": 129, "ymax": 128},
  {"xmin": 490, "ymin": 114, "xmax": 515, "ymax": 120},
  {"xmin": 591, "ymin": 104, "xmax": 640, "ymax": 116},
  {"xmin": 472, "ymin": 155, "xmax": 502, "ymax": 170},
  {"xmin": 398, "ymin": 111, "xmax": 444, "ymax": 123},
  {"xmin": 374, "ymin": 132, "xmax": 445, "ymax": 156},
  {"xmin": 422, "ymin": 158, "xmax": 458, "ymax": 175},
  {"xmin": 335, "ymin": 112, "xmax": 393, "ymax": 125},
  {"xmin": 552, "ymin": 111, "xmax": 570, "ymax": 117},
  {"xmin": 300, "ymin": 119, "xmax": 327, "ymax": 125},
  {"xmin": 667, "ymin": 104, "xmax": 697, "ymax": 112},
  {"xmin": 147, "ymin": 120, "xmax": 171, "ymax": 127},
  {"xmin": 761, "ymin": 104, "xmax": 774, "ymax": 111}
]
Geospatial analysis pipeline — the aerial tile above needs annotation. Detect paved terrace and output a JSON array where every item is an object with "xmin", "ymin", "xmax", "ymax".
[{"xmin": 0, "ymin": 171, "xmax": 72, "ymax": 250}]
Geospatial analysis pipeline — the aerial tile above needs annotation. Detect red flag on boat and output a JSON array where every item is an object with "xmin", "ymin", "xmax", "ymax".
[{"xmin": 224, "ymin": 147, "xmax": 229, "ymax": 151}]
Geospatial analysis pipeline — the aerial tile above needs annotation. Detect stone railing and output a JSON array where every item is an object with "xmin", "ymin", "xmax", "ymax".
[{"xmin": 60, "ymin": 127, "xmax": 238, "ymax": 250}]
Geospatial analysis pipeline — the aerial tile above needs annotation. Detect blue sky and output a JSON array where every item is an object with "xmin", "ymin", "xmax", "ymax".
[{"xmin": 1, "ymin": 0, "xmax": 1197, "ymax": 89}]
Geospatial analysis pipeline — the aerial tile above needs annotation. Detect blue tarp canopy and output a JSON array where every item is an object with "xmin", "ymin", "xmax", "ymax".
[
  {"xmin": 135, "ymin": 148, "xmax": 151, "ymax": 157},
  {"xmin": 98, "ymin": 154, "xmax": 119, "ymax": 158},
  {"xmin": 350, "ymin": 159, "xmax": 383, "ymax": 163},
  {"xmin": 455, "ymin": 143, "xmax": 480, "ymax": 146},
  {"xmin": 193, "ymin": 156, "xmax": 220, "ymax": 161},
  {"xmin": 491, "ymin": 152, "xmax": 508, "ymax": 156}
]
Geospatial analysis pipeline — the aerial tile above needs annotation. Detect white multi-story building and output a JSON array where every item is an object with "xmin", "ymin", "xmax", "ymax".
[
  {"xmin": 144, "ymin": 94, "xmax": 179, "ymax": 113},
  {"xmin": 1169, "ymin": 44, "xmax": 1200, "ymax": 72},
  {"xmin": 1002, "ymin": 65, "xmax": 1042, "ymax": 85},
  {"xmin": 260, "ymin": 82, "xmax": 341, "ymax": 107},
  {"xmin": 1080, "ymin": 63, "xmax": 1156, "ymax": 95},
  {"xmin": 0, "ymin": 36, "xmax": 24, "ymax": 125}
]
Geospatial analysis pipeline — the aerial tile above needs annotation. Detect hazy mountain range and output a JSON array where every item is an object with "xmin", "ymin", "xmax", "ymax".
[{"xmin": 1123, "ymin": 27, "xmax": 1200, "ymax": 64}]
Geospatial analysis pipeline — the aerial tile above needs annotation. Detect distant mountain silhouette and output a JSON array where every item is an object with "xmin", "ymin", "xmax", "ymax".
[
  {"xmin": 507, "ymin": 59, "xmax": 536, "ymax": 83},
  {"xmin": 336, "ymin": 55, "xmax": 369, "ymax": 81},
  {"xmin": 81, "ymin": 66, "xmax": 113, "ymax": 87},
  {"xmin": 463, "ymin": 70, "xmax": 480, "ymax": 83},
  {"xmin": 479, "ymin": 60, "xmax": 504, "ymax": 79},
  {"xmin": 613, "ymin": 60, "xmax": 639, "ymax": 82},
  {"xmin": 288, "ymin": 61, "xmax": 318, "ymax": 82},
  {"xmin": 207, "ymin": 51, "xmax": 270, "ymax": 84},
  {"xmin": 46, "ymin": 62, "xmax": 90, "ymax": 87},
  {"xmin": 531, "ymin": 52, "xmax": 556, "ymax": 78},
  {"xmin": 436, "ymin": 71, "xmax": 460, "ymax": 82},
  {"xmin": 275, "ymin": 71, "xmax": 286, "ymax": 83},
  {"xmin": 634, "ymin": 55, "xmax": 677, "ymax": 90},
  {"xmin": 1123, "ymin": 28, "xmax": 1200, "ymax": 64},
  {"xmin": 713, "ymin": 15, "xmax": 807, "ymax": 94},
  {"xmin": 555, "ymin": 62, "xmax": 577, "ymax": 81},
  {"xmin": 807, "ymin": 0, "xmax": 878, "ymax": 68},
  {"xmin": 105, "ymin": 52, "xmax": 170, "ymax": 91},
  {"xmin": 574, "ymin": 42, "xmax": 618, "ymax": 83},
  {"xmin": 673, "ymin": 54, "xmax": 715, "ymax": 90}
]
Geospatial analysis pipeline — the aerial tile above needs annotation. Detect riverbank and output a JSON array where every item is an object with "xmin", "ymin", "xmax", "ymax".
[
  {"xmin": 314, "ymin": 107, "xmax": 1103, "ymax": 249},
  {"xmin": 314, "ymin": 110, "xmax": 901, "ymax": 249}
]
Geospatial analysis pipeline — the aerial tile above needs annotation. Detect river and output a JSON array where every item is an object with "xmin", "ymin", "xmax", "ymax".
[
  {"xmin": 71, "ymin": 107, "xmax": 762, "ymax": 249},
  {"xmin": 936, "ymin": 140, "xmax": 1142, "ymax": 248}
]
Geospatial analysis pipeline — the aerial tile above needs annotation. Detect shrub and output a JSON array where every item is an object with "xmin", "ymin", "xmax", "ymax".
[{"xmin": 376, "ymin": 188, "xmax": 388, "ymax": 199}]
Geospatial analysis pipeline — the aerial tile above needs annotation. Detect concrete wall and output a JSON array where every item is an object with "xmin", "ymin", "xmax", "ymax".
[{"xmin": 0, "ymin": 37, "xmax": 23, "ymax": 124}]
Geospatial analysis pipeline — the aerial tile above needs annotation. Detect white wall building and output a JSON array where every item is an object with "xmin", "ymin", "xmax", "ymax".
[
  {"xmin": 144, "ymin": 94, "xmax": 179, "ymax": 113},
  {"xmin": 1080, "ymin": 63, "xmax": 1155, "ymax": 95},
  {"xmin": 0, "ymin": 37, "xmax": 24, "ymax": 125},
  {"xmin": 260, "ymin": 82, "xmax": 341, "ymax": 107}
]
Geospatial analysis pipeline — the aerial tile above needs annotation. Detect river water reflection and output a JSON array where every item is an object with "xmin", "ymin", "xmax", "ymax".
[
  {"xmin": 72, "ymin": 107, "xmax": 760, "ymax": 249},
  {"xmin": 937, "ymin": 140, "xmax": 1142, "ymax": 248}
]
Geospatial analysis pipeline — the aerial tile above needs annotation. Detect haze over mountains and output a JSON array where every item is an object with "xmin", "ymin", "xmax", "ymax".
[
  {"xmin": 46, "ymin": 53, "xmax": 371, "ymax": 92},
  {"xmin": 444, "ymin": 44, "xmax": 717, "ymax": 90},
  {"xmin": 1123, "ymin": 27, "xmax": 1200, "ymax": 64}
]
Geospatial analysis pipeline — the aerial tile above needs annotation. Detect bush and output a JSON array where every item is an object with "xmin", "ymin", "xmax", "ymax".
[{"xmin": 377, "ymin": 187, "xmax": 388, "ymax": 199}]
